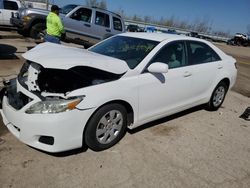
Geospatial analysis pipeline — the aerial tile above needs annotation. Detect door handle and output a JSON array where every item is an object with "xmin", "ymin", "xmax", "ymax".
[
  {"xmin": 218, "ymin": 65, "xmax": 223, "ymax": 69},
  {"xmin": 183, "ymin": 72, "xmax": 192, "ymax": 77},
  {"xmin": 106, "ymin": 29, "xmax": 111, "ymax": 32},
  {"xmin": 84, "ymin": 23, "xmax": 91, "ymax": 27}
]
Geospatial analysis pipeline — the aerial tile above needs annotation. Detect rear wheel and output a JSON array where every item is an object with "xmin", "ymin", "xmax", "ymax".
[
  {"xmin": 30, "ymin": 23, "xmax": 46, "ymax": 40},
  {"xmin": 206, "ymin": 81, "xmax": 228, "ymax": 111},
  {"xmin": 84, "ymin": 103, "xmax": 127, "ymax": 151}
]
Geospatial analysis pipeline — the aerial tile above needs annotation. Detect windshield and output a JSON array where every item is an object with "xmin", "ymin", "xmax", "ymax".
[
  {"xmin": 60, "ymin": 4, "xmax": 78, "ymax": 15},
  {"xmin": 89, "ymin": 36, "xmax": 159, "ymax": 69}
]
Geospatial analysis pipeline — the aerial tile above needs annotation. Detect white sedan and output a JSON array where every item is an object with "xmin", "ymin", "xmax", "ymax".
[{"xmin": 0, "ymin": 33, "xmax": 237, "ymax": 152}]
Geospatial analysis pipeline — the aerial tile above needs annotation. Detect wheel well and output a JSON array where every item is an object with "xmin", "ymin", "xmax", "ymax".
[
  {"xmin": 86, "ymin": 100, "xmax": 134, "ymax": 129},
  {"xmin": 29, "ymin": 19, "xmax": 46, "ymax": 31},
  {"xmin": 82, "ymin": 100, "xmax": 134, "ymax": 148},
  {"xmin": 219, "ymin": 78, "xmax": 230, "ymax": 89}
]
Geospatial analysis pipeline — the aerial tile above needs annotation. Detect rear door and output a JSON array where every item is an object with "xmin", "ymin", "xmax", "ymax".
[
  {"xmin": 1, "ymin": 0, "xmax": 18, "ymax": 25},
  {"xmin": 92, "ymin": 10, "xmax": 112, "ymax": 40},
  {"xmin": 186, "ymin": 41, "xmax": 222, "ymax": 101}
]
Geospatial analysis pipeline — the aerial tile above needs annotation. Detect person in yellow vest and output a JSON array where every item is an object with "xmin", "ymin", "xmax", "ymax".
[{"xmin": 44, "ymin": 5, "xmax": 65, "ymax": 44}]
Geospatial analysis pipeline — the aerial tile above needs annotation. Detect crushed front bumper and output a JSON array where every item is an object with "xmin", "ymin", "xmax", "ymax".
[{"xmin": 0, "ymin": 78, "xmax": 96, "ymax": 153}]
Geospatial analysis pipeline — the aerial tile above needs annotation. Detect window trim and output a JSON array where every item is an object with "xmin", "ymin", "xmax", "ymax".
[
  {"xmin": 142, "ymin": 40, "xmax": 188, "ymax": 74},
  {"xmin": 95, "ymin": 11, "xmax": 110, "ymax": 28},
  {"xmin": 186, "ymin": 40, "xmax": 222, "ymax": 66},
  {"xmin": 3, "ymin": 1, "xmax": 18, "ymax": 10},
  {"xmin": 70, "ymin": 7, "xmax": 92, "ymax": 23},
  {"xmin": 113, "ymin": 16, "xmax": 123, "ymax": 31}
]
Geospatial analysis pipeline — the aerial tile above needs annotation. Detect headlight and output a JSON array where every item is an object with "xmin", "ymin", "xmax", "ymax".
[{"xmin": 25, "ymin": 97, "xmax": 83, "ymax": 114}]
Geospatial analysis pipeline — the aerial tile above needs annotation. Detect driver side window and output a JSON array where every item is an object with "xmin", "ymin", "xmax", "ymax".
[
  {"xmin": 71, "ymin": 8, "xmax": 92, "ymax": 23},
  {"xmin": 151, "ymin": 41, "xmax": 187, "ymax": 69}
]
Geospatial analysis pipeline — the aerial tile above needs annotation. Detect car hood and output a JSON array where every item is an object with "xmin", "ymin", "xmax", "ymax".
[{"xmin": 22, "ymin": 42, "xmax": 129, "ymax": 74}]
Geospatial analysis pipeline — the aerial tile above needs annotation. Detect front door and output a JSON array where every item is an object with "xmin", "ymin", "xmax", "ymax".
[
  {"xmin": 138, "ymin": 41, "xmax": 193, "ymax": 123},
  {"xmin": 63, "ymin": 7, "xmax": 97, "ymax": 43}
]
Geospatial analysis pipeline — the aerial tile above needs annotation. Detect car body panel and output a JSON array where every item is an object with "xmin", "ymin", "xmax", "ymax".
[
  {"xmin": 0, "ymin": 0, "xmax": 21, "ymax": 26},
  {"xmin": 11, "ymin": 4, "xmax": 125, "ymax": 45},
  {"xmin": 137, "ymin": 67, "xmax": 193, "ymax": 123},
  {"xmin": 0, "ymin": 33, "xmax": 237, "ymax": 152},
  {"xmin": 22, "ymin": 42, "xmax": 129, "ymax": 74}
]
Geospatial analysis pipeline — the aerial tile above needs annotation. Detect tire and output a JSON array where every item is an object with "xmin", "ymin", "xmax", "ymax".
[
  {"xmin": 206, "ymin": 81, "xmax": 228, "ymax": 111},
  {"xmin": 30, "ymin": 23, "xmax": 46, "ymax": 40},
  {"xmin": 84, "ymin": 103, "xmax": 127, "ymax": 151}
]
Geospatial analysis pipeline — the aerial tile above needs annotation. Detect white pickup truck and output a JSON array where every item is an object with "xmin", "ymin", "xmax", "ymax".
[{"xmin": 0, "ymin": 0, "xmax": 24, "ymax": 26}]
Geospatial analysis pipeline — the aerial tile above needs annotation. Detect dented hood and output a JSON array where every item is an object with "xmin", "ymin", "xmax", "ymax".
[{"xmin": 22, "ymin": 42, "xmax": 129, "ymax": 74}]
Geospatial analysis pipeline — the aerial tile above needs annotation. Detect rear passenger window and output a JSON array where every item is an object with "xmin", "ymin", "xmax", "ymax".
[
  {"xmin": 71, "ymin": 8, "xmax": 92, "ymax": 23},
  {"xmin": 95, "ymin": 11, "xmax": 110, "ymax": 27},
  {"xmin": 3, "ymin": 1, "xmax": 18, "ymax": 10},
  {"xmin": 113, "ymin": 17, "xmax": 122, "ymax": 31},
  {"xmin": 188, "ymin": 41, "xmax": 221, "ymax": 65},
  {"xmin": 150, "ymin": 41, "xmax": 187, "ymax": 69}
]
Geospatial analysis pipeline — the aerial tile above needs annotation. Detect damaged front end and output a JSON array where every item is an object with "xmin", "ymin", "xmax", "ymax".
[
  {"xmin": 20, "ymin": 61, "xmax": 124, "ymax": 95},
  {"xmin": 1, "ymin": 78, "xmax": 33, "ymax": 111},
  {"xmin": 1, "ymin": 60, "xmax": 124, "ymax": 114}
]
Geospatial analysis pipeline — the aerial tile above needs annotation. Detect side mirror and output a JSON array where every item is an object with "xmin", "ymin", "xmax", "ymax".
[{"xmin": 147, "ymin": 62, "xmax": 169, "ymax": 73}]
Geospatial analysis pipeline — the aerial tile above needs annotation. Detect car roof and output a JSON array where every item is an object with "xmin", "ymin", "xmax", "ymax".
[
  {"xmin": 76, "ymin": 5, "xmax": 121, "ymax": 17},
  {"xmin": 119, "ymin": 32, "xmax": 195, "ymax": 42}
]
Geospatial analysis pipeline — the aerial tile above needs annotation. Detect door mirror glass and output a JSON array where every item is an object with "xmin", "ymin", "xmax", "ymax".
[{"xmin": 147, "ymin": 62, "xmax": 169, "ymax": 73}]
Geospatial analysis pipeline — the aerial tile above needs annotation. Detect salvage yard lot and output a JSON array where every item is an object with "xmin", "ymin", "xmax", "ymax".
[{"xmin": 0, "ymin": 30, "xmax": 250, "ymax": 188}]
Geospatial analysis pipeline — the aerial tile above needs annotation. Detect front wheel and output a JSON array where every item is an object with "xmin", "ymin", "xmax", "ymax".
[
  {"xmin": 84, "ymin": 103, "xmax": 127, "ymax": 151},
  {"xmin": 206, "ymin": 82, "xmax": 228, "ymax": 111}
]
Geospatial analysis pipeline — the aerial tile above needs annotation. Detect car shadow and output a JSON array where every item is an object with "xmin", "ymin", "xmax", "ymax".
[
  {"xmin": 29, "ymin": 143, "xmax": 89, "ymax": 158},
  {"xmin": 128, "ymin": 104, "xmax": 205, "ymax": 134},
  {"xmin": 0, "ymin": 44, "xmax": 18, "ymax": 60}
]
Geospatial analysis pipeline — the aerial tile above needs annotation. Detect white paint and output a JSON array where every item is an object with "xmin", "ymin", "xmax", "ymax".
[{"xmin": 1, "ymin": 33, "xmax": 237, "ymax": 152}]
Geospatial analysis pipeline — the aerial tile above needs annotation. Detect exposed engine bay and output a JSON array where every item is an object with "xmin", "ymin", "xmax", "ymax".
[{"xmin": 19, "ymin": 61, "xmax": 124, "ymax": 95}]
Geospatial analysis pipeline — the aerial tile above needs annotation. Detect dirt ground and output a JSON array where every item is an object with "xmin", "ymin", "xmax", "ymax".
[{"xmin": 0, "ymin": 31, "xmax": 250, "ymax": 188}]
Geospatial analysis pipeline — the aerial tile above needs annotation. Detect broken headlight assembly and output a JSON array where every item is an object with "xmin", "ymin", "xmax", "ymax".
[{"xmin": 25, "ymin": 97, "xmax": 84, "ymax": 114}]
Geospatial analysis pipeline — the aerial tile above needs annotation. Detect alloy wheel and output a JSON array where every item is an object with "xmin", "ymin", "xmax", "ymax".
[{"xmin": 96, "ymin": 110, "xmax": 123, "ymax": 144}]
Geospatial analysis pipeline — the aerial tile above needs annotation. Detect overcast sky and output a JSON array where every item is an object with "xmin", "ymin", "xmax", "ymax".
[{"xmin": 54, "ymin": 0, "xmax": 250, "ymax": 35}]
